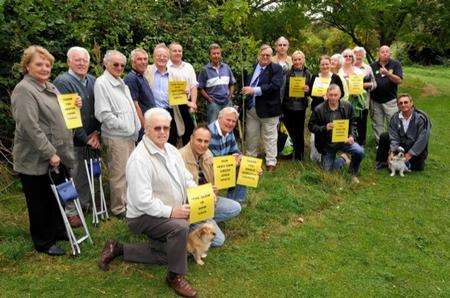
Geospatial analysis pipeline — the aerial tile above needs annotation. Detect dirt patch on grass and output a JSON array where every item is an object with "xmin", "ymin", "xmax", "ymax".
[{"xmin": 421, "ymin": 84, "xmax": 439, "ymax": 97}]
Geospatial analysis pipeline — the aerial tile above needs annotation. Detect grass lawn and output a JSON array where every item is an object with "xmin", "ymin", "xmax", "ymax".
[{"xmin": 0, "ymin": 66, "xmax": 449, "ymax": 297}]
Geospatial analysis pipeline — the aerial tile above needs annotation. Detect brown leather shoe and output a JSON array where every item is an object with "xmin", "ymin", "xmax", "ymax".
[
  {"xmin": 68, "ymin": 215, "xmax": 82, "ymax": 228},
  {"xmin": 98, "ymin": 239, "xmax": 121, "ymax": 271},
  {"xmin": 267, "ymin": 165, "xmax": 276, "ymax": 172},
  {"xmin": 166, "ymin": 274, "xmax": 198, "ymax": 297}
]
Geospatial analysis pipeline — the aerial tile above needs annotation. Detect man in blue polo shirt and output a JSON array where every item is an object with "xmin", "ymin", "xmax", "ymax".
[
  {"xmin": 208, "ymin": 107, "xmax": 247, "ymax": 203},
  {"xmin": 124, "ymin": 48, "xmax": 156, "ymax": 141},
  {"xmin": 370, "ymin": 45, "xmax": 403, "ymax": 143},
  {"xmin": 198, "ymin": 43, "xmax": 236, "ymax": 124}
]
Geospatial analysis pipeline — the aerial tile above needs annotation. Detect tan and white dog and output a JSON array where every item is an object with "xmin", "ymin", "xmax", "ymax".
[{"xmin": 187, "ymin": 223, "xmax": 216, "ymax": 265}]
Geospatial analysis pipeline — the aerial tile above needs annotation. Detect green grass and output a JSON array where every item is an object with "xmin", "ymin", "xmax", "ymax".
[{"xmin": 1, "ymin": 65, "xmax": 449, "ymax": 297}]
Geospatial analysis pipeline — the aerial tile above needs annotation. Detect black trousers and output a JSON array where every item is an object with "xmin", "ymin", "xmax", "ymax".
[
  {"xmin": 19, "ymin": 173, "xmax": 66, "ymax": 251},
  {"xmin": 376, "ymin": 132, "xmax": 427, "ymax": 171},
  {"xmin": 355, "ymin": 109, "xmax": 368, "ymax": 146},
  {"xmin": 166, "ymin": 106, "xmax": 195, "ymax": 147},
  {"xmin": 283, "ymin": 109, "xmax": 306, "ymax": 160},
  {"xmin": 179, "ymin": 104, "xmax": 195, "ymax": 146}
]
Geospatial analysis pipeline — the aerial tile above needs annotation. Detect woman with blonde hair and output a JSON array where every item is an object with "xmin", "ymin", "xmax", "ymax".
[
  {"xmin": 11, "ymin": 45, "xmax": 81, "ymax": 255},
  {"xmin": 282, "ymin": 50, "xmax": 311, "ymax": 161}
]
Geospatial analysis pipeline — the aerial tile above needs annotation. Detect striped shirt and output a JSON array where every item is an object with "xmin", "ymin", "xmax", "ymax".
[{"xmin": 208, "ymin": 120, "xmax": 240, "ymax": 156}]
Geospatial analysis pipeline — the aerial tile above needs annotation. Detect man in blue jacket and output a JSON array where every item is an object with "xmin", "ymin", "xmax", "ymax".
[{"xmin": 242, "ymin": 44, "xmax": 283, "ymax": 172}]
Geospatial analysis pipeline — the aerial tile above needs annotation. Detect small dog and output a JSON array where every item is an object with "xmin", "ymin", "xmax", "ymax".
[
  {"xmin": 187, "ymin": 223, "xmax": 216, "ymax": 265},
  {"xmin": 388, "ymin": 147, "xmax": 410, "ymax": 177}
]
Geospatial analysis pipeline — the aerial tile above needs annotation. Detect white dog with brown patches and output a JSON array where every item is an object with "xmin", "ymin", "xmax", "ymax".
[
  {"xmin": 388, "ymin": 147, "xmax": 410, "ymax": 177},
  {"xmin": 187, "ymin": 223, "xmax": 216, "ymax": 265}
]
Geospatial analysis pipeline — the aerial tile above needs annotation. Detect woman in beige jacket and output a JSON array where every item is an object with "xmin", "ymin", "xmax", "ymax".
[{"xmin": 11, "ymin": 45, "xmax": 80, "ymax": 256}]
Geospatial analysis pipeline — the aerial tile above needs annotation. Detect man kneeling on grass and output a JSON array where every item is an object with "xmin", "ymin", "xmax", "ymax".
[
  {"xmin": 375, "ymin": 93, "xmax": 431, "ymax": 171},
  {"xmin": 98, "ymin": 108, "xmax": 227, "ymax": 297},
  {"xmin": 308, "ymin": 84, "xmax": 365, "ymax": 183}
]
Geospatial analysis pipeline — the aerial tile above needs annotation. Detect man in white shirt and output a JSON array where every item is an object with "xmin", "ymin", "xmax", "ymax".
[{"xmin": 98, "ymin": 108, "xmax": 200, "ymax": 297}]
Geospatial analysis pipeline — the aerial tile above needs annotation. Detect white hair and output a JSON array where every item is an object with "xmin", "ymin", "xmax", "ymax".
[
  {"xmin": 129, "ymin": 48, "xmax": 148, "ymax": 62},
  {"xmin": 144, "ymin": 108, "xmax": 172, "ymax": 125},
  {"xmin": 103, "ymin": 50, "xmax": 126, "ymax": 65},
  {"xmin": 67, "ymin": 46, "xmax": 90, "ymax": 61},
  {"xmin": 353, "ymin": 46, "xmax": 366, "ymax": 57},
  {"xmin": 275, "ymin": 36, "xmax": 289, "ymax": 46},
  {"xmin": 218, "ymin": 107, "xmax": 239, "ymax": 119},
  {"xmin": 341, "ymin": 48, "xmax": 355, "ymax": 62},
  {"xmin": 330, "ymin": 53, "xmax": 344, "ymax": 66}
]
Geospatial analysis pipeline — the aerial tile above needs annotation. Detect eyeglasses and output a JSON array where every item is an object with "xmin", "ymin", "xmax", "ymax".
[
  {"xmin": 343, "ymin": 55, "xmax": 352, "ymax": 58},
  {"xmin": 398, "ymin": 101, "xmax": 410, "ymax": 105},
  {"xmin": 152, "ymin": 126, "xmax": 170, "ymax": 132},
  {"xmin": 278, "ymin": 44, "xmax": 288, "ymax": 46},
  {"xmin": 112, "ymin": 63, "xmax": 125, "ymax": 68}
]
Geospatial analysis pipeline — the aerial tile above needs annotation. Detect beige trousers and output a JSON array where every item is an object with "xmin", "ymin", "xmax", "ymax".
[
  {"xmin": 102, "ymin": 136, "xmax": 135, "ymax": 215},
  {"xmin": 370, "ymin": 98, "xmax": 398, "ymax": 143},
  {"xmin": 245, "ymin": 108, "xmax": 279, "ymax": 166}
]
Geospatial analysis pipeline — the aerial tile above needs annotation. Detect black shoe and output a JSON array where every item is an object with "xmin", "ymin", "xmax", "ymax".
[
  {"xmin": 375, "ymin": 161, "xmax": 388, "ymax": 171},
  {"xmin": 43, "ymin": 245, "xmax": 65, "ymax": 256},
  {"xmin": 114, "ymin": 212, "xmax": 126, "ymax": 220}
]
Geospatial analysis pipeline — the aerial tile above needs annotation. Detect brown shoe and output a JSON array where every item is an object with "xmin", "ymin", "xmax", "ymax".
[
  {"xmin": 98, "ymin": 239, "xmax": 122, "ymax": 271},
  {"xmin": 68, "ymin": 215, "xmax": 82, "ymax": 228},
  {"xmin": 267, "ymin": 165, "xmax": 276, "ymax": 172},
  {"xmin": 166, "ymin": 274, "xmax": 198, "ymax": 297}
]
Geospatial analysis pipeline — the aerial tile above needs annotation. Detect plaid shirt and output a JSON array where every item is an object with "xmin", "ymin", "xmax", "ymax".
[{"xmin": 208, "ymin": 121, "xmax": 240, "ymax": 156}]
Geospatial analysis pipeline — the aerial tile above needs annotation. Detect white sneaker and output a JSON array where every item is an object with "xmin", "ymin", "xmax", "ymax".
[{"xmin": 351, "ymin": 176, "xmax": 360, "ymax": 184}]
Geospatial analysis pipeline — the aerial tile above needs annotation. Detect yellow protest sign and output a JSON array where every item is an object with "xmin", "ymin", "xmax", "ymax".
[
  {"xmin": 311, "ymin": 77, "xmax": 331, "ymax": 97},
  {"xmin": 237, "ymin": 156, "xmax": 262, "ymax": 188},
  {"xmin": 168, "ymin": 81, "xmax": 188, "ymax": 105},
  {"xmin": 57, "ymin": 93, "xmax": 82, "ymax": 129},
  {"xmin": 289, "ymin": 77, "xmax": 305, "ymax": 98},
  {"xmin": 213, "ymin": 155, "xmax": 236, "ymax": 189},
  {"xmin": 187, "ymin": 183, "xmax": 215, "ymax": 224},
  {"xmin": 348, "ymin": 74, "xmax": 364, "ymax": 95},
  {"xmin": 332, "ymin": 119, "xmax": 349, "ymax": 143}
]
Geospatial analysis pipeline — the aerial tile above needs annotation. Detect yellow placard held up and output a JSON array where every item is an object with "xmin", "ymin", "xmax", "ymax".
[
  {"xmin": 311, "ymin": 77, "xmax": 331, "ymax": 97},
  {"xmin": 348, "ymin": 74, "xmax": 364, "ymax": 95},
  {"xmin": 187, "ymin": 183, "xmax": 215, "ymax": 224},
  {"xmin": 213, "ymin": 155, "xmax": 236, "ymax": 190},
  {"xmin": 168, "ymin": 81, "xmax": 188, "ymax": 106},
  {"xmin": 332, "ymin": 119, "xmax": 349, "ymax": 143},
  {"xmin": 289, "ymin": 77, "xmax": 305, "ymax": 98},
  {"xmin": 237, "ymin": 156, "xmax": 262, "ymax": 188},
  {"xmin": 57, "ymin": 93, "xmax": 82, "ymax": 129}
]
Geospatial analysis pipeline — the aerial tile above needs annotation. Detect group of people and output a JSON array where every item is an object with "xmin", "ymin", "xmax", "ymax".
[{"xmin": 11, "ymin": 36, "xmax": 431, "ymax": 297}]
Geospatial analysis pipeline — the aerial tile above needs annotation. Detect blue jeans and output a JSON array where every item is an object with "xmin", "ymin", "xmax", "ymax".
[
  {"xmin": 227, "ymin": 185, "xmax": 247, "ymax": 203},
  {"xmin": 214, "ymin": 196, "xmax": 241, "ymax": 223},
  {"xmin": 207, "ymin": 101, "xmax": 232, "ymax": 124},
  {"xmin": 321, "ymin": 143, "xmax": 365, "ymax": 175}
]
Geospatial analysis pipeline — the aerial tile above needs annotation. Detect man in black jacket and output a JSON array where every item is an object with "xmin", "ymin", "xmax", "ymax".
[
  {"xmin": 242, "ymin": 44, "xmax": 283, "ymax": 172},
  {"xmin": 308, "ymin": 84, "xmax": 365, "ymax": 183}
]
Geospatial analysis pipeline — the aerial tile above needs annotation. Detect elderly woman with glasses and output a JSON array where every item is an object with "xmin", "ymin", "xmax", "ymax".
[
  {"xmin": 338, "ymin": 48, "xmax": 374, "ymax": 146},
  {"xmin": 11, "ymin": 45, "xmax": 81, "ymax": 255}
]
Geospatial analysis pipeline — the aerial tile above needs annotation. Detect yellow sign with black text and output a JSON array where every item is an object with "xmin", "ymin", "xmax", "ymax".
[
  {"xmin": 332, "ymin": 119, "xmax": 349, "ymax": 143},
  {"xmin": 187, "ymin": 183, "xmax": 215, "ymax": 224},
  {"xmin": 289, "ymin": 77, "xmax": 305, "ymax": 98},
  {"xmin": 57, "ymin": 93, "xmax": 82, "ymax": 129},
  {"xmin": 213, "ymin": 155, "xmax": 236, "ymax": 190},
  {"xmin": 168, "ymin": 81, "xmax": 188, "ymax": 105},
  {"xmin": 237, "ymin": 156, "xmax": 262, "ymax": 188}
]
